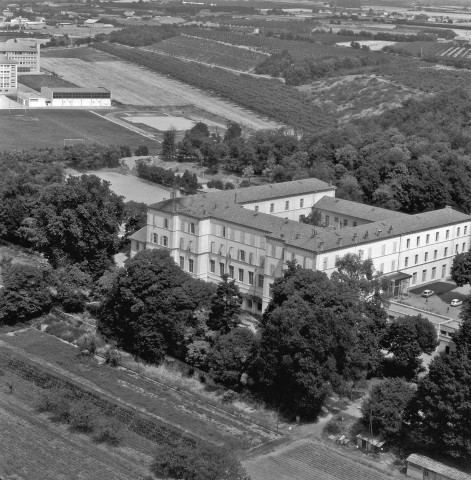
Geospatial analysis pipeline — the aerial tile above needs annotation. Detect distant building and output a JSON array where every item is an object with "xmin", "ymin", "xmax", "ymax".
[
  {"xmin": 0, "ymin": 42, "xmax": 40, "ymax": 73},
  {"xmin": 40, "ymin": 87, "xmax": 111, "ymax": 107},
  {"xmin": 406, "ymin": 454, "xmax": 471, "ymax": 480},
  {"xmin": 0, "ymin": 54, "xmax": 17, "ymax": 93},
  {"xmin": 17, "ymin": 90, "xmax": 46, "ymax": 106}
]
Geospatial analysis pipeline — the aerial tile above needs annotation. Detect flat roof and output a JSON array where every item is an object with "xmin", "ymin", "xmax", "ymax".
[
  {"xmin": 0, "ymin": 54, "xmax": 17, "ymax": 63},
  {"xmin": 204, "ymin": 178, "xmax": 335, "ymax": 205},
  {"xmin": 44, "ymin": 87, "xmax": 110, "ymax": 93},
  {"xmin": 0, "ymin": 43, "xmax": 37, "ymax": 52},
  {"xmin": 314, "ymin": 196, "xmax": 409, "ymax": 222},
  {"xmin": 406, "ymin": 454, "xmax": 471, "ymax": 480}
]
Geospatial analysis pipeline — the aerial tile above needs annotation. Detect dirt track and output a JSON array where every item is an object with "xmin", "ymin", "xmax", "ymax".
[{"xmin": 41, "ymin": 57, "xmax": 282, "ymax": 131}]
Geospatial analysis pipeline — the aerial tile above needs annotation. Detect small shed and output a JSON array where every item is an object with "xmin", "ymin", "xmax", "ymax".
[
  {"xmin": 406, "ymin": 454, "xmax": 471, "ymax": 480},
  {"xmin": 356, "ymin": 434, "xmax": 386, "ymax": 454}
]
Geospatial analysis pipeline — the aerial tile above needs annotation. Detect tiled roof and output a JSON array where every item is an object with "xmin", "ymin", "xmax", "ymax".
[
  {"xmin": 314, "ymin": 196, "xmax": 409, "ymax": 222},
  {"xmin": 149, "ymin": 195, "xmax": 470, "ymax": 254},
  {"xmin": 204, "ymin": 178, "xmax": 335, "ymax": 205},
  {"xmin": 406, "ymin": 454, "xmax": 471, "ymax": 480},
  {"xmin": 129, "ymin": 226, "xmax": 147, "ymax": 243}
]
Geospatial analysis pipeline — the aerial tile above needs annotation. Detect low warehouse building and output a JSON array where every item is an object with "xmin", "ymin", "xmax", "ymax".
[
  {"xmin": 40, "ymin": 87, "xmax": 111, "ymax": 107},
  {"xmin": 17, "ymin": 91, "xmax": 46, "ymax": 106},
  {"xmin": 406, "ymin": 454, "xmax": 471, "ymax": 480}
]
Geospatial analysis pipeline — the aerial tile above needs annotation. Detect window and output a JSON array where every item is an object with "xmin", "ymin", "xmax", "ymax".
[
  {"xmin": 425, "ymin": 252, "xmax": 428, "ymax": 262},
  {"xmin": 222, "ymin": 226, "xmax": 226, "ymax": 238},
  {"xmin": 190, "ymin": 222, "xmax": 195, "ymax": 234},
  {"xmin": 432, "ymin": 267, "xmax": 436, "ymax": 279},
  {"xmin": 382, "ymin": 244, "xmax": 386, "ymax": 256},
  {"xmin": 380, "ymin": 263, "xmax": 384, "ymax": 273},
  {"xmin": 257, "ymin": 302, "xmax": 262, "ymax": 312},
  {"xmin": 344, "ymin": 219, "xmax": 348, "ymax": 227},
  {"xmin": 416, "ymin": 236, "xmax": 420, "ymax": 247},
  {"xmin": 406, "ymin": 239, "xmax": 410, "ymax": 249},
  {"xmin": 415, "ymin": 255, "xmax": 418, "ymax": 265},
  {"xmin": 164, "ymin": 218, "xmax": 169, "ymax": 229},
  {"xmin": 323, "ymin": 258, "xmax": 328, "ymax": 270},
  {"xmin": 300, "ymin": 198, "xmax": 304, "ymax": 208},
  {"xmin": 210, "ymin": 260, "xmax": 215, "ymax": 273},
  {"xmin": 189, "ymin": 259, "xmax": 194, "ymax": 273},
  {"xmin": 325, "ymin": 215, "xmax": 330, "ymax": 226},
  {"xmin": 255, "ymin": 206, "xmax": 259, "ymax": 212},
  {"xmin": 455, "ymin": 244, "xmax": 459, "ymax": 253},
  {"xmin": 436, "ymin": 232, "xmax": 439, "ymax": 241},
  {"xmin": 391, "ymin": 260, "xmax": 396, "ymax": 271},
  {"xmin": 240, "ymin": 232, "xmax": 245, "ymax": 243},
  {"xmin": 368, "ymin": 247, "xmax": 372, "ymax": 259},
  {"xmin": 271, "ymin": 245, "xmax": 276, "ymax": 257},
  {"xmin": 446, "ymin": 229, "xmax": 450, "ymax": 239},
  {"xmin": 444, "ymin": 247, "xmax": 448, "ymax": 257},
  {"xmin": 422, "ymin": 269, "xmax": 427, "ymax": 282},
  {"xmin": 434, "ymin": 249, "xmax": 437, "ymax": 260},
  {"xmin": 334, "ymin": 217, "xmax": 339, "ymax": 224},
  {"xmin": 229, "ymin": 266, "xmax": 234, "ymax": 278},
  {"xmin": 412, "ymin": 272, "xmax": 417, "ymax": 285},
  {"xmin": 181, "ymin": 238, "xmax": 186, "ymax": 250},
  {"xmin": 270, "ymin": 203, "xmax": 274, "ymax": 213},
  {"xmin": 457, "ymin": 227, "xmax": 461, "ymax": 236},
  {"xmin": 162, "ymin": 236, "xmax": 168, "ymax": 247},
  {"xmin": 463, "ymin": 242, "xmax": 466, "ymax": 252},
  {"xmin": 405, "ymin": 257, "xmax": 409, "ymax": 267},
  {"xmin": 442, "ymin": 264, "xmax": 447, "ymax": 278},
  {"xmin": 219, "ymin": 263, "xmax": 225, "ymax": 276},
  {"xmin": 353, "ymin": 222, "xmax": 358, "ymax": 227},
  {"xmin": 270, "ymin": 264, "xmax": 275, "ymax": 276},
  {"xmin": 249, "ymin": 252, "xmax": 254, "ymax": 264},
  {"xmin": 426, "ymin": 234, "xmax": 430, "ymax": 244},
  {"xmin": 465, "ymin": 226, "xmax": 468, "ymax": 235},
  {"xmin": 246, "ymin": 299, "xmax": 252, "ymax": 309},
  {"xmin": 238, "ymin": 269, "xmax": 244, "ymax": 282},
  {"xmin": 258, "ymin": 275, "xmax": 264, "ymax": 288},
  {"xmin": 285, "ymin": 201, "xmax": 289, "ymax": 211},
  {"xmin": 179, "ymin": 256, "xmax": 184, "ymax": 269},
  {"xmin": 249, "ymin": 271, "xmax": 254, "ymax": 285},
  {"xmin": 250, "ymin": 234, "xmax": 255, "ymax": 246},
  {"xmin": 239, "ymin": 250, "xmax": 246, "ymax": 262},
  {"xmin": 152, "ymin": 233, "xmax": 158, "ymax": 243}
]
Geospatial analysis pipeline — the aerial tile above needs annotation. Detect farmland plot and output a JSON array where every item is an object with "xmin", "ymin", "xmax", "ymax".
[
  {"xmin": 40, "ymin": 56, "xmax": 281, "ymax": 131},
  {"xmin": 245, "ymin": 439, "xmax": 398, "ymax": 480}
]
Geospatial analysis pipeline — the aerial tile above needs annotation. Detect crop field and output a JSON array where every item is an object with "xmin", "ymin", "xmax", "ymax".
[
  {"xmin": 0, "ymin": 110, "xmax": 158, "ymax": 152},
  {"xmin": 18, "ymin": 74, "xmax": 77, "ymax": 91},
  {"xmin": 144, "ymin": 34, "xmax": 268, "ymax": 72},
  {"xmin": 438, "ymin": 45, "xmax": 471, "ymax": 59},
  {"xmin": 42, "ymin": 46, "xmax": 116, "ymax": 62},
  {"xmin": 1, "ymin": 329, "xmax": 279, "ymax": 450},
  {"xmin": 384, "ymin": 41, "xmax": 451, "ymax": 57},
  {"xmin": 245, "ymin": 439, "xmax": 398, "ymax": 480},
  {"xmin": 183, "ymin": 28, "xmax": 375, "ymax": 61},
  {"xmin": 40, "ymin": 52, "xmax": 281, "ymax": 131}
]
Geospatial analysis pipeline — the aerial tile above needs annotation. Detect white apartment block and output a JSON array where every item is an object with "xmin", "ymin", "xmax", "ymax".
[
  {"xmin": 0, "ymin": 42, "xmax": 40, "ymax": 73},
  {"xmin": 0, "ymin": 54, "xmax": 17, "ymax": 93},
  {"xmin": 130, "ymin": 178, "xmax": 471, "ymax": 314}
]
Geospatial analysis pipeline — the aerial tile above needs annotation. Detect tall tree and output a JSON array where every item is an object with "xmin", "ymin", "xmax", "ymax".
[
  {"xmin": 22, "ymin": 175, "xmax": 125, "ymax": 278},
  {"xmin": 451, "ymin": 251, "xmax": 471, "ymax": 287},
  {"xmin": 207, "ymin": 274, "xmax": 242, "ymax": 334},
  {"xmin": 162, "ymin": 128, "xmax": 177, "ymax": 161}
]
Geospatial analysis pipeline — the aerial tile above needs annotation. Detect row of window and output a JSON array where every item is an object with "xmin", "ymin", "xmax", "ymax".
[
  {"xmin": 209, "ymin": 259, "xmax": 265, "ymax": 287},
  {"xmin": 214, "ymin": 224, "xmax": 265, "ymax": 247},
  {"xmin": 152, "ymin": 233, "xmax": 168, "ymax": 247},
  {"xmin": 258, "ymin": 198, "xmax": 305, "ymax": 214},
  {"xmin": 404, "ymin": 243, "xmax": 467, "ymax": 266},
  {"xmin": 406, "ymin": 227, "xmax": 467, "ymax": 248},
  {"xmin": 411, "ymin": 265, "xmax": 447, "ymax": 284},
  {"xmin": 325, "ymin": 215, "xmax": 358, "ymax": 228},
  {"xmin": 179, "ymin": 256, "xmax": 194, "ymax": 273}
]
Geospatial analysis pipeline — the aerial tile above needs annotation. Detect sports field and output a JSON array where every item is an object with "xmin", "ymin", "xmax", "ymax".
[{"xmin": 0, "ymin": 110, "xmax": 159, "ymax": 153}]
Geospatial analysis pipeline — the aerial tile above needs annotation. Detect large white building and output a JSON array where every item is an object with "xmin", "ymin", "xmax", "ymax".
[
  {"xmin": 0, "ymin": 54, "xmax": 17, "ymax": 93},
  {"xmin": 130, "ymin": 178, "xmax": 471, "ymax": 314},
  {"xmin": 0, "ymin": 42, "xmax": 40, "ymax": 73}
]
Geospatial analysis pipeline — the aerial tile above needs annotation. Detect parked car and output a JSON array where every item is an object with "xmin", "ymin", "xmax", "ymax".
[
  {"xmin": 421, "ymin": 289, "xmax": 435, "ymax": 298},
  {"xmin": 451, "ymin": 299, "xmax": 463, "ymax": 307}
]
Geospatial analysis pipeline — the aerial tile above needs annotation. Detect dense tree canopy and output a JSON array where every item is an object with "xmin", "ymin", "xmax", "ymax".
[
  {"xmin": 207, "ymin": 274, "xmax": 242, "ymax": 334},
  {"xmin": 251, "ymin": 262, "xmax": 387, "ymax": 419},
  {"xmin": 451, "ymin": 251, "xmax": 471, "ymax": 287},
  {"xmin": 98, "ymin": 249, "xmax": 214, "ymax": 363},
  {"xmin": 22, "ymin": 175, "xmax": 125, "ymax": 277}
]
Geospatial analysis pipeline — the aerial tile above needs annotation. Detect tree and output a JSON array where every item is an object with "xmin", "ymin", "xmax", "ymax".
[
  {"xmin": 224, "ymin": 121, "xmax": 242, "ymax": 144},
  {"xmin": 251, "ymin": 264, "xmax": 387, "ymax": 419},
  {"xmin": 451, "ymin": 251, "xmax": 471, "ymax": 287},
  {"xmin": 162, "ymin": 128, "xmax": 177, "ymax": 161},
  {"xmin": 207, "ymin": 274, "xmax": 242, "ymax": 334},
  {"xmin": 206, "ymin": 328, "xmax": 258, "ymax": 387},
  {"xmin": 98, "ymin": 249, "xmax": 214, "ymax": 363},
  {"xmin": 0, "ymin": 264, "xmax": 52, "ymax": 325},
  {"xmin": 381, "ymin": 315, "xmax": 438, "ymax": 379},
  {"xmin": 22, "ymin": 175, "xmax": 125, "ymax": 278},
  {"xmin": 151, "ymin": 442, "xmax": 249, "ymax": 480},
  {"xmin": 53, "ymin": 265, "xmax": 92, "ymax": 313},
  {"xmin": 361, "ymin": 378, "xmax": 415, "ymax": 440},
  {"xmin": 134, "ymin": 145, "xmax": 149, "ymax": 156}
]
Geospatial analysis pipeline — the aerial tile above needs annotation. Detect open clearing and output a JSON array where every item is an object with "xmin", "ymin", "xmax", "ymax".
[
  {"xmin": 0, "ymin": 110, "xmax": 159, "ymax": 153},
  {"xmin": 69, "ymin": 170, "xmax": 174, "ymax": 204},
  {"xmin": 127, "ymin": 115, "xmax": 195, "ymax": 131},
  {"xmin": 40, "ymin": 53, "xmax": 281, "ymax": 131}
]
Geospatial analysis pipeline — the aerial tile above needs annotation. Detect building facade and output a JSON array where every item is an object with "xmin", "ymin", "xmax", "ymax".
[
  {"xmin": 130, "ymin": 179, "xmax": 471, "ymax": 314},
  {"xmin": 0, "ymin": 54, "xmax": 17, "ymax": 93},
  {"xmin": 406, "ymin": 454, "xmax": 471, "ymax": 480},
  {"xmin": 40, "ymin": 87, "xmax": 111, "ymax": 107},
  {"xmin": 0, "ymin": 42, "xmax": 40, "ymax": 73}
]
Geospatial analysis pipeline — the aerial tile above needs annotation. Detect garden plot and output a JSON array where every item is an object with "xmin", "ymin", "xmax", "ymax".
[{"xmin": 40, "ymin": 56, "xmax": 281, "ymax": 130}]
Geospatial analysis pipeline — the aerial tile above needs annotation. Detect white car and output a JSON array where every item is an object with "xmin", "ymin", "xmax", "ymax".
[
  {"xmin": 451, "ymin": 299, "xmax": 463, "ymax": 307},
  {"xmin": 421, "ymin": 289, "xmax": 434, "ymax": 298}
]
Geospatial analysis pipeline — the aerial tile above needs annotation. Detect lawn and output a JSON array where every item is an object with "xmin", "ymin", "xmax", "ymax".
[
  {"xmin": 0, "ymin": 110, "xmax": 159, "ymax": 153},
  {"xmin": 18, "ymin": 74, "xmax": 77, "ymax": 91}
]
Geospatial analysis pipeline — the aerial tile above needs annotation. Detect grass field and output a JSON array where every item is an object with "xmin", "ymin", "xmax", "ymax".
[
  {"xmin": 1, "ymin": 329, "xmax": 278, "ymax": 450},
  {"xmin": 42, "ymin": 46, "xmax": 116, "ymax": 62},
  {"xmin": 0, "ymin": 110, "xmax": 159, "ymax": 153},
  {"xmin": 40, "ymin": 49, "xmax": 282, "ymax": 131},
  {"xmin": 18, "ymin": 74, "xmax": 77, "ymax": 91}
]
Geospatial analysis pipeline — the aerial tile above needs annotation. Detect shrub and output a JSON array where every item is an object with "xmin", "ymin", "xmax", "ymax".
[
  {"xmin": 69, "ymin": 400, "xmax": 99, "ymax": 432},
  {"xmin": 324, "ymin": 419, "xmax": 341, "ymax": 435},
  {"xmin": 135, "ymin": 145, "xmax": 149, "ymax": 156},
  {"xmin": 77, "ymin": 333, "xmax": 99, "ymax": 355},
  {"xmin": 93, "ymin": 416, "xmax": 122, "ymax": 445},
  {"xmin": 104, "ymin": 346, "xmax": 121, "ymax": 367}
]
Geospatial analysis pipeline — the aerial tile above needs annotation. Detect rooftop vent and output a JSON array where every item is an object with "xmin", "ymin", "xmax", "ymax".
[
  {"xmin": 296, "ymin": 233, "xmax": 300, "ymax": 239},
  {"xmin": 364, "ymin": 231, "xmax": 369, "ymax": 239},
  {"xmin": 388, "ymin": 226, "xmax": 393, "ymax": 234}
]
